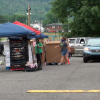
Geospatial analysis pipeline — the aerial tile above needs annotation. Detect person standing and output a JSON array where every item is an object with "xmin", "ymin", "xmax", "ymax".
[
  {"xmin": 68, "ymin": 41, "xmax": 72, "ymax": 60},
  {"xmin": 66, "ymin": 39, "xmax": 70, "ymax": 64},
  {"xmin": 35, "ymin": 39, "xmax": 43, "ymax": 70},
  {"xmin": 39, "ymin": 39, "xmax": 45, "ymax": 63},
  {"xmin": 55, "ymin": 37, "xmax": 68, "ymax": 65}
]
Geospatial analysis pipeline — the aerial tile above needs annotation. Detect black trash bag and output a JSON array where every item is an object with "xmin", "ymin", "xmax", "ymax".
[{"xmin": 23, "ymin": 63, "xmax": 38, "ymax": 72}]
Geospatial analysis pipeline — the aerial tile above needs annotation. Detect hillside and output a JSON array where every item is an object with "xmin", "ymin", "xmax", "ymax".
[{"xmin": 0, "ymin": 0, "xmax": 53, "ymax": 21}]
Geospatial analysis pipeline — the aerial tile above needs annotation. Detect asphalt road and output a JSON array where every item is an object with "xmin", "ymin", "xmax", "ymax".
[{"xmin": 0, "ymin": 55, "xmax": 100, "ymax": 100}]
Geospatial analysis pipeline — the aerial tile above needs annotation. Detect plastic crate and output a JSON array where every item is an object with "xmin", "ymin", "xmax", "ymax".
[
  {"xmin": 11, "ymin": 63, "xmax": 26, "ymax": 69},
  {"xmin": 6, "ymin": 67, "xmax": 10, "ymax": 70}
]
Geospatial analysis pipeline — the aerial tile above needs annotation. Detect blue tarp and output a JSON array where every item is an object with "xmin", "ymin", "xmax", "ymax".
[
  {"xmin": 0, "ymin": 22, "xmax": 36, "ymax": 37},
  {"xmin": 29, "ymin": 33, "xmax": 48, "ymax": 39}
]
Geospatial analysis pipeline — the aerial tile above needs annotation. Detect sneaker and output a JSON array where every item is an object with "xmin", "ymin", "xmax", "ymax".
[{"xmin": 58, "ymin": 63, "xmax": 62, "ymax": 65}]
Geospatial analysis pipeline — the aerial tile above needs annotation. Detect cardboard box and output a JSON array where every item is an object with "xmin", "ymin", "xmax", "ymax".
[{"xmin": 45, "ymin": 41, "xmax": 61, "ymax": 63}]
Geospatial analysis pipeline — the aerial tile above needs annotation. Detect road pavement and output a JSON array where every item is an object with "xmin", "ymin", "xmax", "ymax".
[{"xmin": 0, "ymin": 55, "xmax": 100, "ymax": 100}]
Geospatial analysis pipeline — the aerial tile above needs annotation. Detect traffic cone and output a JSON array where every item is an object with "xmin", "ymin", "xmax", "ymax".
[
  {"xmin": 68, "ymin": 59, "xmax": 70, "ymax": 64},
  {"xmin": 44, "ymin": 62, "xmax": 46, "ymax": 66}
]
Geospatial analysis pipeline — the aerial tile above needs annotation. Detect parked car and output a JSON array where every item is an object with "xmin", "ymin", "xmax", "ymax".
[
  {"xmin": 83, "ymin": 38, "xmax": 100, "ymax": 63},
  {"xmin": 0, "ymin": 39, "xmax": 4, "ymax": 55},
  {"xmin": 68, "ymin": 37, "xmax": 90, "ymax": 55}
]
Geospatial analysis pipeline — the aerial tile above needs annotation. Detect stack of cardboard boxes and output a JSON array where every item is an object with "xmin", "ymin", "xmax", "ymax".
[{"xmin": 45, "ymin": 41, "xmax": 61, "ymax": 64}]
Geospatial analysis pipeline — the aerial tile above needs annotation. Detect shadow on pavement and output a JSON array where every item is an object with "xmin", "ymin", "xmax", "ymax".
[{"xmin": 88, "ymin": 60, "xmax": 100, "ymax": 63}]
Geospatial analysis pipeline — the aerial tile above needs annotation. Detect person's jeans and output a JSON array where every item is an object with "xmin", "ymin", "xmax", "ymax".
[{"xmin": 62, "ymin": 50, "xmax": 68, "ymax": 56}]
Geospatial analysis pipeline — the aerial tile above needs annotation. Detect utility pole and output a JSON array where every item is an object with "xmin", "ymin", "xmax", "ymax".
[
  {"xmin": 28, "ymin": 4, "xmax": 31, "ymax": 26},
  {"xmin": 55, "ymin": 16, "xmax": 56, "ymax": 40}
]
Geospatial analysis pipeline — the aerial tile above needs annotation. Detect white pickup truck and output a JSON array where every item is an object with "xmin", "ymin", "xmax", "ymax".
[{"xmin": 68, "ymin": 37, "xmax": 90, "ymax": 55}]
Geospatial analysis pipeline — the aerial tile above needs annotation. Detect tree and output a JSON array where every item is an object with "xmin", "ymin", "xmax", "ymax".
[
  {"xmin": 51, "ymin": 0, "xmax": 100, "ymax": 37},
  {"xmin": 0, "ymin": 0, "xmax": 53, "ymax": 21},
  {"xmin": 10, "ymin": 14, "xmax": 27, "ymax": 23},
  {"xmin": 43, "ymin": 11, "xmax": 58, "ymax": 26},
  {"xmin": 0, "ymin": 15, "xmax": 6, "ymax": 23},
  {"xmin": 3, "ymin": 15, "xmax": 10, "ymax": 22},
  {"xmin": 51, "ymin": 0, "xmax": 82, "ymax": 22}
]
